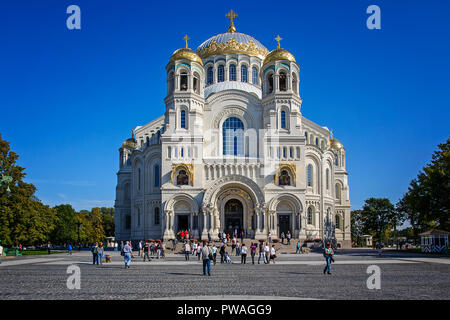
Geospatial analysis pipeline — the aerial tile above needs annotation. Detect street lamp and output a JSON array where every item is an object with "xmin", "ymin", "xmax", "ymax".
[
  {"xmin": 76, "ymin": 222, "xmax": 82, "ymax": 251},
  {"xmin": 0, "ymin": 173, "xmax": 13, "ymax": 195}
]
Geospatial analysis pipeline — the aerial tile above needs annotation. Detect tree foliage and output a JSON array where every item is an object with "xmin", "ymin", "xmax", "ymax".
[
  {"xmin": 0, "ymin": 134, "xmax": 56, "ymax": 245},
  {"xmin": 397, "ymin": 138, "xmax": 450, "ymax": 234}
]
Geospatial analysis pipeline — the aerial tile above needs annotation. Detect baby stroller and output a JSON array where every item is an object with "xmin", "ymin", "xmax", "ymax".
[{"xmin": 224, "ymin": 252, "xmax": 231, "ymax": 264}]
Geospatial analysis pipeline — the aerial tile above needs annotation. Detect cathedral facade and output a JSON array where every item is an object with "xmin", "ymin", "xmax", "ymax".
[{"xmin": 114, "ymin": 11, "xmax": 351, "ymax": 248}]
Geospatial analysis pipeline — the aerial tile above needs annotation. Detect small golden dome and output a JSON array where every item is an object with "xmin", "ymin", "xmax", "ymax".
[
  {"xmin": 170, "ymin": 48, "xmax": 203, "ymax": 66},
  {"xmin": 121, "ymin": 136, "xmax": 137, "ymax": 149},
  {"xmin": 263, "ymin": 48, "xmax": 296, "ymax": 65},
  {"xmin": 330, "ymin": 138, "xmax": 345, "ymax": 150}
]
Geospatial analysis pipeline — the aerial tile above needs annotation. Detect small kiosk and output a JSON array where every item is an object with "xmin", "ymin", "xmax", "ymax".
[{"xmin": 420, "ymin": 229, "xmax": 449, "ymax": 253}]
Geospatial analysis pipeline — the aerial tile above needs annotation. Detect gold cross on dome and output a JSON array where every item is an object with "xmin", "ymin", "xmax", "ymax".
[
  {"xmin": 226, "ymin": 10, "xmax": 238, "ymax": 33},
  {"xmin": 275, "ymin": 35, "xmax": 282, "ymax": 49},
  {"xmin": 183, "ymin": 34, "xmax": 190, "ymax": 49}
]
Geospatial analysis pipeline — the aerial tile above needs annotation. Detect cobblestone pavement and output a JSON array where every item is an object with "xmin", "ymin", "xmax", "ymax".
[{"xmin": 0, "ymin": 250, "xmax": 449, "ymax": 300}]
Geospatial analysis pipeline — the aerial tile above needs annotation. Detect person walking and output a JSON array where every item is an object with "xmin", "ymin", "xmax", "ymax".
[
  {"xmin": 323, "ymin": 242, "xmax": 334, "ymax": 274},
  {"xmin": 123, "ymin": 241, "xmax": 133, "ymax": 269},
  {"xmin": 258, "ymin": 242, "xmax": 265, "ymax": 264},
  {"xmin": 197, "ymin": 242, "xmax": 202, "ymax": 261},
  {"xmin": 201, "ymin": 242, "xmax": 212, "ymax": 276},
  {"xmin": 143, "ymin": 241, "xmax": 151, "ymax": 262},
  {"xmin": 250, "ymin": 242, "xmax": 257, "ymax": 264},
  {"xmin": 91, "ymin": 242, "xmax": 98, "ymax": 265},
  {"xmin": 268, "ymin": 233, "xmax": 272, "ymax": 244},
  {"xmin": 281, "ymin": 232, "xmax": 285, "ymax": 245},
  {"xmin": 264, "ymin": 242, "xmax": 270, "ymax": 264},
  {"xmin": 296, "ymin": 240, "xmax": 301, "ymax": 254},
  {"xmin": 235, "ymin": 241, "xmax": 240, "ymax": 256},
  {"xmin": 67, "ymin": 243, "xmax": 72, "ymax": 255},
  {"xmin": 97, "ymin": 242, "xmax": 104, "ymax": 265},
  {"xmin": 184, "ymin": 241, "xmax": 191, "ymax": 261},
  {"xmin": 192, "ymin": 240, "xmax": 198, "ymax": 256},
  {"xmin": 240, "ymin": 230, "xmax": 244, "ymax": 243},
  {"xmin": 47, "ymin": 241, "xmax": 51, "ymax": 255},
  {"xmin": 240, "ymin": 243, "xmax": 248, "ymax": 264},
  {"xmin": 287, "ymin": 231, "xmax": 291, "ymax": 245},
  {"xmin": 212, "ymin": 245, "xmax": 217, "ymax": 266},
  {"xmin": 270, "ymin": 245, "xmax": 277, "ymax": 263},
  {"xmin": 220, "ymin": 242, "xmax": 226, "ymax": 264}
]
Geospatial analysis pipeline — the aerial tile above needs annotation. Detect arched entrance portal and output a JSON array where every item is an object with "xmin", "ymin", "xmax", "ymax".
[{"xmin": 224, "ymin": 199, "xmax": 243, "ymax": 236}]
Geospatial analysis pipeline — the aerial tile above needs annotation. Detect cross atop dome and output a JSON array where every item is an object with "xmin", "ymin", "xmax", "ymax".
[
  {"xmin": 183, "ymin": 34, "xmax": 190, "ymax": 49},
  {"xmin": 226, "ymin": 9, "xmax": 238, "ymax": 33},
  {"xmin": 275, "ymin": 35, "xmax": 282, "ymax": 49}
]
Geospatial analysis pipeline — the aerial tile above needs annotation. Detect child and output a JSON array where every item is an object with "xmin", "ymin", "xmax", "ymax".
[{"xmin": 224, "ymin": 251, "xmax": 231, "ymax": 264}]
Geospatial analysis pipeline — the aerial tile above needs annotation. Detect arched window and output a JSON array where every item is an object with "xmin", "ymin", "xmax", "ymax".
[
  {"xmin": 252, "ymin": 66, "xmax": 258, "ymax": 84},
  {"xmin": 180, "ymin": 110, "xmax": 186, "ymax": 129},
  {"xmin": 222, "ymin": 117, "xmax": 244, "ymax": 156},
  {"xmin": 268, "ymin": 74, "xmax": 274, "ymax": 93},
  {"xmin": 281, "ymin": 110, "xmax": 286, "ymax": 129},
  {"xmin": 229, "ymin": 64, "xmax": 236, "ymax": 81},
  {"xmin": 146, "ymin": 136, "xmax": 150, "ymax": 146},
  {"xmin": 279, "ymin": 170, "xmax": 291, "ymax": 186},
  {"xmin": 207, "ymin": 67, "xmax": 213, "ymax": 85},
  {"xmin": 335, "ymin": 215, "xmax": 341, "ymax": 229},
  {"xmin": 307, "ymin": 207, "xmax": 313, "ymax": 225},
  {"xmin": 315, "ymin": 138, "xmax": 319, "ymax": 146},
  {"xmin": 335, "ymin": 155, "xmax": 339, "ymax": 166},
  {"xmin": 167, "ymin": 71, "xmax": 174, "ymax": 93},
  {"xmin": 335, "ymin": 183, "xmax": 341, "ymax": 200},
  {"xmin": 137, "ymin": 208, "xmax": 140, "ymax": 226},
  {"xmin": 180, "ymin": 71, "xmax": 188, "ymax": 91},
  {"xmin": 177, "ymin": 170, "xmax": 189, "ymax": 185},
  {"xmin": 154, "ymin": 207, "xmax": 160, "ymax": 225},
  {"xmin": 307, "ymin": 164, "xmax": 312, "ymax": 187},
  {"xmin": 218, "ymin": 65, "xmax": 225, "ymax": 82},
  {"xmin": 154, "ymin": 165, "xmax": 160, "ymax": 187},
  {"xmin": 279, "ymin": 71, "xmax": 287, "ymax": 91},
  {"xmin": 138, "ymin": 168, "xmax": 141, "ymax": 190},
  {"xmin": 241, "ymin": 65, "xmax": 248, "ymax": 82},
  {"xmin": 292, "ymin": 73, "xmax": 298, "ymax": 94},
  {"xmin": 181, "ymin": 148, "xmax": 184, "ymax": 158},
  {"xmin": 193, "ymin": 73, "xmax": 200, "ymax": 94},
  {"xmin": 326, "ymin": 168, "xmax": 330, "ymax": 190},
  {"xmin": 305, "ymin": 131, "xmax": 308, "ymax": 140}
]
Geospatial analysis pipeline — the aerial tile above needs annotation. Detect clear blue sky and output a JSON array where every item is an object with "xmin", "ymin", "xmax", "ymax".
[{"xmin": 1, "ymin": 0, "xmax": 449, "ymax": 212}]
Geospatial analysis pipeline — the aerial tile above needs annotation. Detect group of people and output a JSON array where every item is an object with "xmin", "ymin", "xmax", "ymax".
[
  {"xmin": 90, "ymin": 242, "xmax": 105, "ymax": 265},
  {"xmin": 139, "ymin": 240, "xmax": 166, "ymax": 261},
  {"xmin": 280, "ymin": 231, "xmax": 292, "ymax": 245}
]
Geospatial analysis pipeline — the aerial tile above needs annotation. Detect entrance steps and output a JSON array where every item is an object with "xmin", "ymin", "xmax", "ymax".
[{"xmin": 167, "ymin": 238, "xmax": 302, "ymax": 254}]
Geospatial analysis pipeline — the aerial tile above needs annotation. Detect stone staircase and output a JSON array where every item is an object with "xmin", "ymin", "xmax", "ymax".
[{"xmin": 167, "ymin": 239, "xmax": 303, "ymax": 255}]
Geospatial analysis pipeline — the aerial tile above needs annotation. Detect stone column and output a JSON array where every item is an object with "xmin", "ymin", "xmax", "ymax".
[
  {"xmin": 201, "ymin": 207, "xmax": 209, "ymax": 240},
  {"xmin": 163, "ymin": 210, "xmax": 175, "ymax": 240},
  {"xmin": 212, "ymin": 208, "xmax": 220, "ymax": 240}
]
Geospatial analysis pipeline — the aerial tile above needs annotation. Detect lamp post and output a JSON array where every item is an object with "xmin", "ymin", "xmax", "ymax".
[
  {"xmin": 76, "ymin": 222, "xmax": 82, "ymax": 251},
  {"xmin": 0, "ymin": 173, "xmax": 13, "ymax": 195}
]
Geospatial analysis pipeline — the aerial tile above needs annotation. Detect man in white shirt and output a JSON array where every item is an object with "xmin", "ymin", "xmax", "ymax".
[
  {"xmin": 240, "ymin": 243, "xmax": 248, "ymax": 264},
  {"xmin": 264, "ymin": 243, "xmax": 270, "ymax": 264}
]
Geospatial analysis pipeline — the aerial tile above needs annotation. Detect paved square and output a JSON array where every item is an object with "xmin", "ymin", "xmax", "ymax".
[{"xmin": 1, "ymin": 249, "xmax": 449, "ymax": 300}]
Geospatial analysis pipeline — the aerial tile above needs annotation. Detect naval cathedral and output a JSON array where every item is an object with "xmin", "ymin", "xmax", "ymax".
[{"xmin": 115, "ymin": 11, "xmax": 351, "ymax": 248}]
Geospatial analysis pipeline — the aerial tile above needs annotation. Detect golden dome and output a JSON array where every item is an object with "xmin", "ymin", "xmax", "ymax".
[
  {"xmin": 330, "ymin": 138, "xmax": 345, "ymax": 150},
  {"xmin": 263, "ymin": 48, "xmax": 296, "ymax": 65},
  {"xmin": 170, "ymin": 48, "xmax": 203, "ymax": 66}
]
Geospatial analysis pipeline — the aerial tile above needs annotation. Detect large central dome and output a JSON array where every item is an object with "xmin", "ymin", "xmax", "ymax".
[{"xmin": 196, "ymin": 32, "xmax": 269, "ymax": 60}]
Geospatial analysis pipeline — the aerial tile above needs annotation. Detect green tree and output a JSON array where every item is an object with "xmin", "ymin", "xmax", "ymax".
[
  {"xmin": 397, "ymin": 138, "xmax": 450, "ymax": 233},
  {"xmin": 351, "ymin": 209, "xmax": 364, "ymax": 245},
  {"xmin": 89, "ymin": 207, "xmax": 105, "ymax": 242},
  {"xmin": 359, "ymin": 198, "xmax": 398, "ymax": 243},
  {"xmin": 50, "ymin": 204, "xmax": 78, "ymax": 244},
  {"xmin": 102, "ymin": 212, "xmax": 115, "ymax": 237},
  {"xmin": 0, "ymin": 134, "xmax": 56, "ymax": 245}
]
